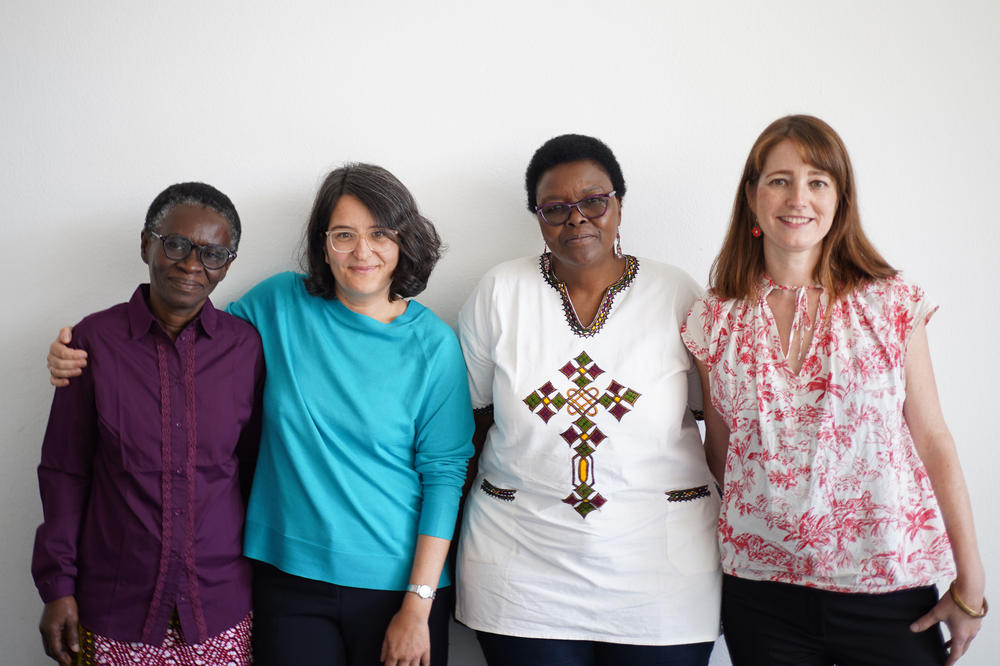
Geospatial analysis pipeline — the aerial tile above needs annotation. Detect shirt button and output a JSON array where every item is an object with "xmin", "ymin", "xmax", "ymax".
[
  {"xmin": 174, "ymin": 509, "xmax": 182, "ymax": 516},
  {"xmin": 175, "ymin": 467, "xmax": 183, "ymax": 475},
  {"xmin": 175, "ymin": 422, "xmax": 182, "ymax": 429}
]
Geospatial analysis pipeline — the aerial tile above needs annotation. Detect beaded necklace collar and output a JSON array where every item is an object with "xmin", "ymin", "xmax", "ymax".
[{"xmin": 540, "ymin": 252, "xmax": 639, "ymax": 339}]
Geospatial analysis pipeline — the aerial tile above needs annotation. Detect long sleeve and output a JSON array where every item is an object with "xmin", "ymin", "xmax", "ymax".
[
  {"xmin": 32, "ymin": 339, "xmax": 98, "ymax": 603},
  {"xmin": 414, "ymin": 332, "xmax": 474, "ymax": 540}
]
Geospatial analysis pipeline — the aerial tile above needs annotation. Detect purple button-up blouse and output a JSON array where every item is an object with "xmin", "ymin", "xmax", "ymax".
[{"xmin": 32, "ymin": 285, "xmax": 264, "ymax": 644}]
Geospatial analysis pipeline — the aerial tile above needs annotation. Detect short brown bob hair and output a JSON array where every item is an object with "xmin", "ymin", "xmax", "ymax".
[
  {"xmin": 301, "ymin": 163, "xmax": 442, "ymax": 301},
  {"xmin": 710, "ymin": 114, "xmax": 896, "ymax": 301}
]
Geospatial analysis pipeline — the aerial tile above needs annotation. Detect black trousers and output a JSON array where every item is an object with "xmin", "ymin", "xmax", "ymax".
[
  {"xmin": 721, "ymin": 574, "xmax": 947, "ymax": 666},
  {"xmin": 252, "ymin": 562, "xmax": 453, "ymax": 666},
  {"xmin": 475, "ymin": 631, "xmax": 714, "ymax": 666}
]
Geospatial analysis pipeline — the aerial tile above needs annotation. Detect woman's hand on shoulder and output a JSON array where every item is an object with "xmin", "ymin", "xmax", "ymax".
[
  {"xmin": 380, "ymin": 601, "xmax": 431, "ymax": 666},
  {"xmin": 910, "ymin": 582, "xmax": 985, "ymax": 665},
  {"xmin": 47, "ymin": 327, "xmax": 86, "ymax": 387}
]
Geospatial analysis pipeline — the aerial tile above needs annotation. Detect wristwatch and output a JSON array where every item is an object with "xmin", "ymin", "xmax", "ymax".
[{"xmin": 406, "ymin": 584, "xmax": 436, "ymax": 600}]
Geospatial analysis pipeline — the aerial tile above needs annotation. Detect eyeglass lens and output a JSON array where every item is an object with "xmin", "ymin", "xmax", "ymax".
[
  {"xmin": 326, "ymin": 228, "xmax": 397, "ymax": 253},
  {"xmin": 159, "ymin": 234, "xmax": 232, "ymax": 269},
  {"xmin": 539, "ymin": 195, "xmax": 611, "ymax": 225}
]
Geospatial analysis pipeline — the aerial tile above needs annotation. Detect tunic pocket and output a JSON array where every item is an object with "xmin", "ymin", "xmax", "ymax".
[{"xmin": 664, "ymin": 485, "xmax": 721, "ymax": 575}]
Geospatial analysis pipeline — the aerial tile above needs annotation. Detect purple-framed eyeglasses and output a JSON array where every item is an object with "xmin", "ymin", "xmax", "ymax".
[{"xmin": 535, "ymin": 191, "xmax": 617, "ymax": 226}]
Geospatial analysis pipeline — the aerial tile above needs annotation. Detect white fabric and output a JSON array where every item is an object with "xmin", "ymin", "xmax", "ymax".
[
  {"xmin": 456, "ymin": 255, "xmax": 721, "ymax": 645},
  {"xmin": 682, "ymin": 275, "xmax": 954, "ymax": 593}
]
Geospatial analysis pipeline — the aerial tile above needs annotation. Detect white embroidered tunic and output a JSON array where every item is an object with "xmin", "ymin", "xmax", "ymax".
[
  {"xmin": 681, "ymin": 275, "xmax": 954, "ymax": 593},
  {"xmin": 456, "ymin": 255, "xmax": 721, "ymax": 645}
]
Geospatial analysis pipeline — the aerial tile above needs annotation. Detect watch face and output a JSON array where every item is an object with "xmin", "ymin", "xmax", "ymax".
[{"xmin": 409, "ymin": 584, "xmax": 435, "ymax": 599}]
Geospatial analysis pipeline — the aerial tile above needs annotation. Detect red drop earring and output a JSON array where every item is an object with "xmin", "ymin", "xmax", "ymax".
[{"xmin": 751, "ymin": 225, "xmax": 762, "ymax": 238}]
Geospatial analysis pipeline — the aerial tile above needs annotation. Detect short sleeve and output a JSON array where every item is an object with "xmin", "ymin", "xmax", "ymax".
[
  {"xmin": 457, "ymin": 273, "xmax": 499, "ymax": 410},
  {"xmin": 681, "ymin": 296, "xmax": 715, "ymax": 368},
  {"xmin": 882, "ymin": 279, "xmax": 939, "ymax": 351}
]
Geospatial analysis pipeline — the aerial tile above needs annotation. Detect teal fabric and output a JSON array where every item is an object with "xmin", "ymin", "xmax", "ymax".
[{"xmin": 227, "ymin": 272, "xmax": 473, "ymax": 590}]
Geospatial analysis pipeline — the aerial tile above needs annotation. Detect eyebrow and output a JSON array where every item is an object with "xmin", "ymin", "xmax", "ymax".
[
  {"xmin": 763, "ymin": 168, "xmax": 832, "ymax": 178},
  {"xmin": 539, "ymin": 185, "xmax": 608, "ymax": 204}
]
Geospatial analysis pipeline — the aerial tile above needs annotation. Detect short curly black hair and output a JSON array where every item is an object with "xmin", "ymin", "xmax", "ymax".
[
  {"xmin": 144, "ymin": 182, "xmax": 242, "ymax": 249},
  {"xmin": 524, "ymin": 134, "xmax": 626, "ymax": 211},
  {"xmin": 301, "ymin": 163, "xmax": 442, "ymax": 301}
]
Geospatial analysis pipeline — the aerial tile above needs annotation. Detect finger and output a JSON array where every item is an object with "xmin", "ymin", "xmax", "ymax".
[
  {"xmin": 422, "ymin": 648, "xmax": 431, "ymax": 666},
  {"xmin": 909, "ymin": 609, "xmax": 939, "ymax": 633},
  {"xmin": 66, "ymin": 620, "xmax": 80, "ymax": 654},
  {"xmin": 50, "ymin": 364, "xmax": 84, "ymax": 378},
  {"xmin": 58, "ymin": 327, "xmax": 72, "ymax": 344},
  {"xmin": 50, "ymin": 376, "xmax": 70, "ymax": 388},
  {"xmin": 40, "ymin": 626, "xmax": 68, "ymax": 663}
]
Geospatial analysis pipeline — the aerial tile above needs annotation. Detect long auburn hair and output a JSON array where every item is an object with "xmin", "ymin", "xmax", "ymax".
[{"xmin": 710, "ymin": 115, "xmax": 896, "ymax": 301}]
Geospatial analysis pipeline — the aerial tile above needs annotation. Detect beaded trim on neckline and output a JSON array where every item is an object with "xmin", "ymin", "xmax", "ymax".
[{"xmin": 539, "ymin": 253, "xmax": 639, "ymax": 339}]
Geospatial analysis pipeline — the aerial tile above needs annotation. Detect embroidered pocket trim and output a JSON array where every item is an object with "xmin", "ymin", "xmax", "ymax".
[
  {"xmin": 665, "ymin": 485, "xmax": 710, "ymax": 502},
  {"xmin": 480, "ymin": 478, "xmax": 517, "ymax": 502}
]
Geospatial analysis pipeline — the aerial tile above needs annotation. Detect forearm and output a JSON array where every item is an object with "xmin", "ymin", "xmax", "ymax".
[
  {"xmin": 695, "ymin": 360, "xmax": 729, "ymax": 485},
  {"xmin": 919, "ymin": 431, "xmax": 985, "ymax": 601},
  {"xmin": 399, "ymin": 534, "xmax": 450, "ymax": 618}
]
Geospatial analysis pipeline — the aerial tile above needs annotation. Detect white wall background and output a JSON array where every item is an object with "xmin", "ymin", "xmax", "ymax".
[{"xmin": 2, "ymin": 1, "xmax": 997, "ymax": 664}]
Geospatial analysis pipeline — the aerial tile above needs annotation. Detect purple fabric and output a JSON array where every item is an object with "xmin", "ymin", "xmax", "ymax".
[{"xmin": 32, "ymin": 285, "xmax": 264, "ymax": 644}]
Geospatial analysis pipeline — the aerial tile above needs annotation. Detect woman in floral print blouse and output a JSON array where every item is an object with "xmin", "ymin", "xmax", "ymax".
[{"xmin": 681, "ymin": 115, "xmax": 986, "ymax": 665}]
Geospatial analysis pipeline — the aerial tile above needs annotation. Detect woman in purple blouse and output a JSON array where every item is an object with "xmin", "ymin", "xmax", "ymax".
[{"xmin": 32, "ymin": 183, "xmax": 265, "ymax": 665}]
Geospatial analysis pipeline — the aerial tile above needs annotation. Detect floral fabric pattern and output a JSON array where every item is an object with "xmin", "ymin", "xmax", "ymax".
[{"xmin": 681, "ymin": 275, "xmax": 954, "ymax": 593}]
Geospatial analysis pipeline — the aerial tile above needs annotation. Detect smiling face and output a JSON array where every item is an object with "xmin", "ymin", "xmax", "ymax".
[
  {"xmin": 748, "ymin": 139, "xmax": 839, "ymax": 268},
  {"xmin": 324, "ymin": 194, "xmax": 399, "ymax": 306},
  {"xmin": 535, "ymin": 159, "xmax": 621, "ymax": 271},
  {"xmin": 141, "ymin": 203, "xmax": 233, "ymax": 320}
]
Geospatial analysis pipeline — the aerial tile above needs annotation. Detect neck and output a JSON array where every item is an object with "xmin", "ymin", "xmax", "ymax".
[
  {"xmin": 764, "ymin": 247, "xmax": 820, "ymax": 288},
  {"xmin": 149, "ymin": 299, "xmax": 202, "ymax": 341},
  {"xmin": 336, "ymin": 288, "xmax": 407, "ymax": 324},
  {"xmin": 549, "ymin": 252, "xmax": 625, "ymax": 290}
]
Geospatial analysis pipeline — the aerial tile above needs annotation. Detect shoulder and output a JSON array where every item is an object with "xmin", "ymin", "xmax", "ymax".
[
  {"xmin": 231, "ymin": 272, "xmax": 308, "ymax": 315},
  {"xmin": 847, "ymin": 275, "xmax": 927, "ymax": 308},
  {"xmin": 632, "ymin": 257, "xmax": 705, "ymax": 313},
  {"xmin": 73, "ymin": 301, "xmax": 130, "ymax": 347},
  {"xmin": 476, "ymin": 255, "xmax": 542, "ymax": 290},
  {"xmin": 406, "ymin": 301, "xmax": 460, "ymax": 346},
  {"xmin": 214, "ymin": 308, "xmax": 263, "ymax": 347}
]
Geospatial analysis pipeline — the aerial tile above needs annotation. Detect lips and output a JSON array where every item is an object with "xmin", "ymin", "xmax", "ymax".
[
  {"xmin": 167, "ymin": 277, "xmax": 206, "ymax": 292},
  {"xmin": 777, "ymin": 216, "xmax": 813, "ymax": 226},
  {"xmin": 563, "ymin": 232, "xmax": 598, "ymax": 244}
]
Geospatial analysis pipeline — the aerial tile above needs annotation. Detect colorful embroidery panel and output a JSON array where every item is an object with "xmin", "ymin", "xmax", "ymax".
[
  {"xmin": 665, "ymin": 485, "xmax": 710, "ymax": 502},
  {"xmin": 524, "ymin": 351, "xmax": 641, "ymax": 518},
  {"xmin": 540, "ymin": 253, "xmax": 638, "ymax": 338},
  {"xmin": 481, "ymin": 478, "xmax": 517, "ymax": 502}
]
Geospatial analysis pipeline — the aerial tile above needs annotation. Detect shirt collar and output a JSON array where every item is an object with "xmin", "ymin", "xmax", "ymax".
[{"xmin": 127, "ymin": 284, "xmax": 218, "ymax": 341}]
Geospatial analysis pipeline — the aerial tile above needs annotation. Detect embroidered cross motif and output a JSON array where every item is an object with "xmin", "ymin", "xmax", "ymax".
[
  {"xmin": 523, "ymin": 352, "xmax": 641, "ymax": 519},
  {"xmin": 523, "ymin": 381, "xmax": 567, "ymax": 423},
  {"xmin": 599, "ymin": 380, "xmax": 641, "ymax": 421},
  {"xmin": 566, "ymin": 386, "xmax": 600, "ymax": 416}
]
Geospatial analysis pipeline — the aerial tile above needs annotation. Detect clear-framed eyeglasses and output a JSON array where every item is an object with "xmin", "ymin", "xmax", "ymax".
[
  {"xmin": 535, "ymin": 191, "xmax": 617, "ymax": 226},
  {"xmin": 325, "ymin": 227, "xmax": 399, "ymax": 253},
  {"xmin": 149, "ymin": 231, "xmax": 236, "ymax": 269}
]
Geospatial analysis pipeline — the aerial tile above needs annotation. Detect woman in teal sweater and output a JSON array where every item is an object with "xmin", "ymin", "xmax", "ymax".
[{"xmin": 49, "ymin": 164, "xmax": 474, "ymax": 666}]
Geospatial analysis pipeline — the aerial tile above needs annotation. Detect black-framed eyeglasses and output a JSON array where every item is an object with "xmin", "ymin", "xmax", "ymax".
[
  {"xmin": 535, "ymin": 191, "xmax": 617, "ymax": 226},
  {"xmin": 149, "ymin": 231, "xmax": 236, "ymax": 269}
]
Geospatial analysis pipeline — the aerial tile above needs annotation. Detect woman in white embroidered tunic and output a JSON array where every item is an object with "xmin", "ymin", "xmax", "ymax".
[
  {"xmin": 456, "ymin": 134, "xmax": 722, "ymax": 666},
  {"xmin": 682, "ymin": 115, "xmax": 986, "ymax": 665}
]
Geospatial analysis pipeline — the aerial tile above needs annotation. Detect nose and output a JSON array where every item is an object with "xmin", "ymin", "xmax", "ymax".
[
  {"xmin": 176, "ymin": 248, "xmax": 203, "ymax": 272},
  {"xmin": 787, "ymin": 182, "xmax": 809, "ymax": 208},
  {"xmin": 566, "ymin": 204, "xmax": 588, "ymax": 226},
  {"xmin": 353, "ymin": 236, "xmax": 374, "ymax": 258}
]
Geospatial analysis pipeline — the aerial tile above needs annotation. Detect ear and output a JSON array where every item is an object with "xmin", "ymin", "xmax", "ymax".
[
  {"xmin": 140, "ymin": 230, "xmax": 151, "ymax": 265},
  {"xmin": 744, "ymin": 181, "xmax": 757, "ymax": 214}
]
